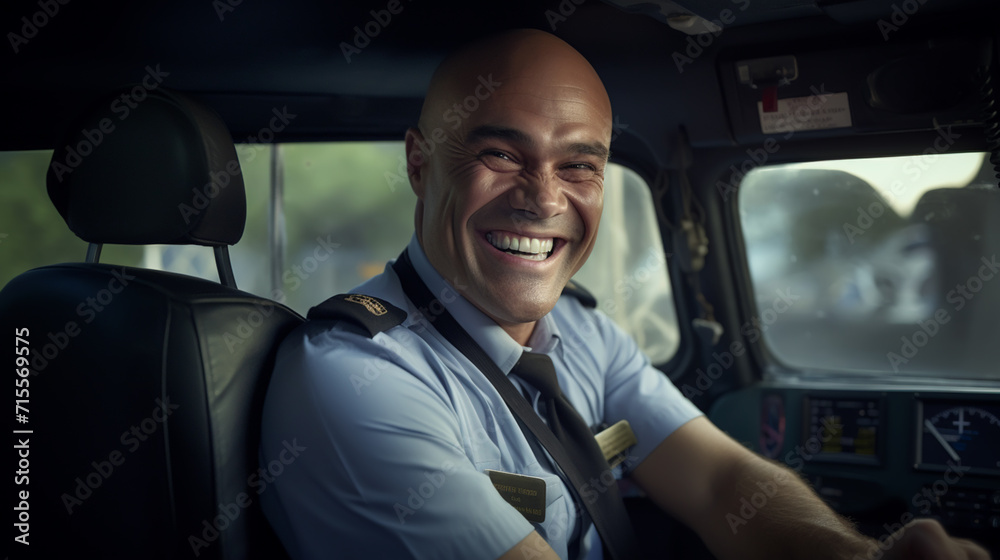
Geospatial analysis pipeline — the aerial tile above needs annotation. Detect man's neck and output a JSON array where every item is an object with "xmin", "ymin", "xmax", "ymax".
[{"xmin": 496, "ymin": 319, "xmax": 537, "ymax": 347}]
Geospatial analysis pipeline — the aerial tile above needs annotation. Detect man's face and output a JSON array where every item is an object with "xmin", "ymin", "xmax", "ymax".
[{"xmin": 408, "ymin": 73, "xmax": 611, "ymax": 335}]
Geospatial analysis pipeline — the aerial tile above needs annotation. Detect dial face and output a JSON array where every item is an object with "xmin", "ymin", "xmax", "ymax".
[{"xmin": 918, "ymin": 401, "xmax": 1000, "ymax": 475}]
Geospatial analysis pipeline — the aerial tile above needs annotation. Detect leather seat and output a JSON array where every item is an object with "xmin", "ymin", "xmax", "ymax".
[
  {"xmin": 909, "ymin": 186, "xmax": 1000, "ymax": 376},
  {"xmin": 1, "ymin": 87, "xmax": 301, "ymax": 558}
]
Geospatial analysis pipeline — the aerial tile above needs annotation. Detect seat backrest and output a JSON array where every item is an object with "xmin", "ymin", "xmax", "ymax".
[
  {"xmin": 909, "ymin": 186, "xmax": 1000, "ymax": 373},
  {"xmin": 1, "ymin": 87, "xmax": 302, "ymax": 559}
]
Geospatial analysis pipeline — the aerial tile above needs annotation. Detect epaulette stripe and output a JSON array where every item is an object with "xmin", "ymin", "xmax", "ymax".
[{"xmin": 306, "ymin": 293, "xmax": 407, "ymax": 337}]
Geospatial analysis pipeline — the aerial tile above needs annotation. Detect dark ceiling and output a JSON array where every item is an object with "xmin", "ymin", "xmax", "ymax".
[{"xmin": 2, "ymin": 0, "xmax": 997, "ymax": 163}]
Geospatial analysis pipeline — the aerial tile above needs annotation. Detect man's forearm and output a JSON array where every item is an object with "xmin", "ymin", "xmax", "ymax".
[{"xmin": 705, "ymin": 453, "xmax": 875, "ymax": 560}]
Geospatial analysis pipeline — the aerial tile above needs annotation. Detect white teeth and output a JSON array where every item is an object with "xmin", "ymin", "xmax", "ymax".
[{"xmin": 486, "ymin": 231, "xmax": 555, "ymax": 259}]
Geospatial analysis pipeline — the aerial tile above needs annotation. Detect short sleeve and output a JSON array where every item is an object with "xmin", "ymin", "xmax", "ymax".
[
  {"xmin": 260, "ymin": 324, "xmax": 535, "ymax": 560},
  {"xmin": 552, "ymin": 299, "xmax": 704, "ymax": 471},
  {"xmin": 597, "ymin": 310, "xmax": 704, "ymax": 468}
]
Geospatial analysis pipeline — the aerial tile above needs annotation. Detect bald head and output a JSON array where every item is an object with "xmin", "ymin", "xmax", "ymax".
[
  {"xmin": 418, "ymin": 29, "xmax": 612, "ymax": 142},
  {"xmin": 404, "ymin": 29, "xmax": 614, "ymax": 344}
]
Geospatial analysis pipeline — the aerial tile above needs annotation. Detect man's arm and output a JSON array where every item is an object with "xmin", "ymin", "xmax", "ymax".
[
  {"xmin": 497, "ymin": 532, "xmax": 560, "ymax": 560},
  {"xmin": 631, "ymin": 416, "xmax": 991, "ymax": 560}
]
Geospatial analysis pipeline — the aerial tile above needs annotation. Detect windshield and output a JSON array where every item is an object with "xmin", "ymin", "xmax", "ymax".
[{"xmin": 739, "ymin": 152, "xmax": 998, "ymax": 380}]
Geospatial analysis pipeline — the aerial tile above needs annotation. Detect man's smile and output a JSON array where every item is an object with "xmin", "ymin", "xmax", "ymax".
[
  {"xmin": 485, "ymin": 231, "xmax": 557, "ymax": 261},
  {"xmin": 482, "ymin": 230, "xmax": 568, "ymax": 263}
]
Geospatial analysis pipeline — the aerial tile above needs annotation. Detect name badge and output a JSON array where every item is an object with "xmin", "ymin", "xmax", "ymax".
[
  {"xmin": 486, "ymin": 469, "xmax": 547, "ymax": 523},
  {"xmin": 595, "ymin": 420, "xmax": 638, "ymax": 468}
]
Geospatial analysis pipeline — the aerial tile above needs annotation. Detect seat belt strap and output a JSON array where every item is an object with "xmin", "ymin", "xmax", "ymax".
[{"xmin": 391, "ymin": 250, "xmax": 640, "ymax": 560}]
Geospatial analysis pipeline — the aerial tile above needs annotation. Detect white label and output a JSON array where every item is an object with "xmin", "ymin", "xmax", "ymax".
[{"xmin": 757, "ymin": 91, "xmax": 852, "ymax": 134}]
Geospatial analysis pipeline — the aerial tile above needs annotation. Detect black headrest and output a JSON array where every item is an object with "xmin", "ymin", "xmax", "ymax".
[{"xmin": 47, "ymin": 86, "xmax": 246, "ymax": 246}]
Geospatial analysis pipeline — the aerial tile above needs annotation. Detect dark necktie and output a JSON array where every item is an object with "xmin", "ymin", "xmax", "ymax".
[
  {"xmin": 391, "ymin": 250, "xmax": 638, "ymax": 558},
  {"xmin": 511, "ymin": 351, "xmax": 637, "ymax": 554}
]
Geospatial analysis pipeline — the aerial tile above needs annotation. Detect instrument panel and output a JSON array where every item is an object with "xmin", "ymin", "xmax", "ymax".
[
  {"xmin": 804, "ymin": 395, "xmax": 882, "ymax": 465},
  {"xmin": 916, "ymin": 400, "xmax": 1000, "ymax": 476},
  {"xmin": 712, "ymin": 385, "xmax": 1000, "ymax": 552}
]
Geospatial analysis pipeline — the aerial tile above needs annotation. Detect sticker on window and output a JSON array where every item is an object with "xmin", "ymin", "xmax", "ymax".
[{"xmin": 757, "ymin": 91, "xmax": 852, "ymax": 134}]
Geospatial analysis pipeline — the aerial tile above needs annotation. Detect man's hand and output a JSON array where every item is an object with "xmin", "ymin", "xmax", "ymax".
[
  {"xmin": 630, "ymin": 417, "xmax": 993, "ymax": 560},
  {"xmin": 877, "ymin": 518, "xmax": 991, "ymax": 560}
]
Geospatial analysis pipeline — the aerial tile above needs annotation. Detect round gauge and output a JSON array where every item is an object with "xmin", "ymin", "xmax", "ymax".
[{"xmin": 918, "ymin": 402, "xmax": 1000, "ymax": 475}]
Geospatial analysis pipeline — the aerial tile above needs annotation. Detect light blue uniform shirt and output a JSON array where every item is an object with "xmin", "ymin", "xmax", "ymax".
[{"xmin": 260, "ymin": 236, "xmax": 703, "ymax": 559}]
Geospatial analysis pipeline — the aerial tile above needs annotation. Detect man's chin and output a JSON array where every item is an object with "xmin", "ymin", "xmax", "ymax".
[{"xmin": 481, "ymin": 291, "xmax": 561, "ymax": 326}]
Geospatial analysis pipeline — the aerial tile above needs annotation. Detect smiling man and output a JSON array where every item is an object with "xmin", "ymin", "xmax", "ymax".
[
  {"xmin": 259, "ymin": 29, "xmax": 989, "ymax": 560},
  {"xmin": 406, "ymin": 30, "xmax": 611, "ymax": 346}
]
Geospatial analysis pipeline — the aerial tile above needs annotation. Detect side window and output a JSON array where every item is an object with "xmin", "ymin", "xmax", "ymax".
[
  {"xmin": 0, "ymin": 144, "xmax": 679, "ymax": 363},
  {"xmin": 0, "ymin": 150, "xmax": 146, "ymax": 284},
  {"xmin": 573, "ymin": 164, "xmax": 678, "ymax": 363},
  {"xmin": 738, "ymin": 152, "xmax": 997, "ymax": 379}
]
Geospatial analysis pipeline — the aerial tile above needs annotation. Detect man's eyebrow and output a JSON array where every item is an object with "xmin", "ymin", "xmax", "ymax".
[
  {"xmin": 465, "ymin": 125, "xmax": 533, "ymax": 146},
  {"xmin": 566, "ymin": 142, "xmax": 609, "ymax": 161},
  {"xmin": 466, "ymin": 125, "xmax": 610, "ymax": 160}
]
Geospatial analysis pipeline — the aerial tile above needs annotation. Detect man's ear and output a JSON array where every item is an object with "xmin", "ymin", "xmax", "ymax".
[{"xmin": 404, "ymin": 127, "xmax": 427, "ymax": 198}]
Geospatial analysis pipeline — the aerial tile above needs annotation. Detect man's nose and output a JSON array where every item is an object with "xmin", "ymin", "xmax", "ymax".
[{"xmin": 509, "ymin": 172, "xmax": 569, "ymax": 220}]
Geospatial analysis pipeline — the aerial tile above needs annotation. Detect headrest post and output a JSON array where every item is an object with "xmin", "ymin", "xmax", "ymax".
[
  {"xmin": 214, "ymin": 246, "xmax": 238, "ymax": 289},
  {"xmin": 85, "ymin": 243, "xmax": 103, "ymax": 264}
]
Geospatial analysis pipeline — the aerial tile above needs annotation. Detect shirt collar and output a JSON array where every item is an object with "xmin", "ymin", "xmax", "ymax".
[{"xmin": 404, "ymin": 235, "xmax": 546, "ymax": 374}]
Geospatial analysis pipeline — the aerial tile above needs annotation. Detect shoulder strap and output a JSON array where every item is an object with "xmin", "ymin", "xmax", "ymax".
[
  {"xmin": 391, "ymin": 250, "xmax": 639, "ymax": 560},
  {"xmin": 306, "ymin": 294, "xmax": 406, "ymax": 338},
  {"xmin": 561, "ymin": 280, "xmax": 597, "ymax": 308}
]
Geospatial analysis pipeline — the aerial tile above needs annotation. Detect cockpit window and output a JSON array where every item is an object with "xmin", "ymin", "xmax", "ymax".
[{"xmin": 739, "ymin": 152, "xmax": 998, "ymax": 380}]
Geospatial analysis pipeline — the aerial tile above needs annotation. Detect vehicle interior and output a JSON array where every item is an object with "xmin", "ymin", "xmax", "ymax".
[{"xmin": 3, "ymin": 0, "xmax": 999, "ymax": 558}]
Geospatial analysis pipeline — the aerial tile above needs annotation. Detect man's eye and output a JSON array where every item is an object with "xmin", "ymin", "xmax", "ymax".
[
  {"xmin": 480, "ymin": 150, "xmax": 512, "ymax": 161},
  {"xmin": 478, "ymin": 150, "xmax": 521, "ymax": 171},
  {"xmin": 559, "ymin": 162, "xmax": 601, "ymax": 181}
]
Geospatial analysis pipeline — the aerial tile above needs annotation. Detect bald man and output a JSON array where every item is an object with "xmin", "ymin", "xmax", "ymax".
[{"xmin": 260, "ymin": 30, "xmax": 989, "ymax": 560}]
